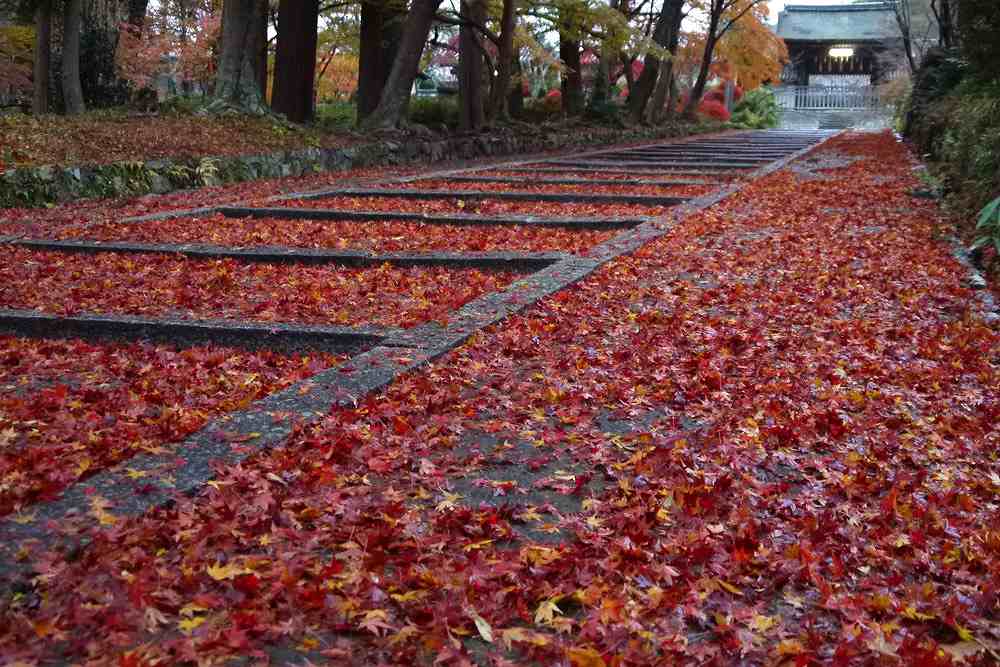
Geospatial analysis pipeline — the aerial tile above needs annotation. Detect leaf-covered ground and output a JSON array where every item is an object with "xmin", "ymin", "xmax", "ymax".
[
  {"xmin": 0, "ymin": 112, "xmax": 361, "ymax": 169},
  {"xmin": 50, "ymin": 214, "xmax": 618, "ymax": 254},
  {"xmin": 0, "ymin": 338, "xmax": 345, "ymax": 516},
  {"xmin": 394, "ymin": 180, "xmax": 716, "ymax": 198},
  {"xmin": 473, "ymin": 169, "xmax": 735, "ymax": 183},
  {"xmin": 0, "ymin": 165, "xmax": 420, "ymax": 238},
  {"xmin": 0, "ymin": 248, "xmax": 515, "ymax": 328},
  {"xmin": 276, "ymin": 196, "xmax": 668, "ymax": 218},
  {"xmin": 1, "ymin": 132, "xmax": 999, "ymax": 664}
]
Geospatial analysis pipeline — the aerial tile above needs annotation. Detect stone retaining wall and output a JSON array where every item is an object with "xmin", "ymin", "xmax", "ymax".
[{"xmin": 0, "ymin": 123, "xmax": 704, "ymax": 208}]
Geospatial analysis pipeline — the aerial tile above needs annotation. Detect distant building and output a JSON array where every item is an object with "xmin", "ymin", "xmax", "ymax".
[{"xmin": 776, "ymin": 2, "xmax": 902, "ymax": 86}]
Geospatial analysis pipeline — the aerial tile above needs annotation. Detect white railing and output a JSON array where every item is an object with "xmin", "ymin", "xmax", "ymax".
[{"xmin": 773, "ymin": 85, "xmax": 884, "ymax": 110}]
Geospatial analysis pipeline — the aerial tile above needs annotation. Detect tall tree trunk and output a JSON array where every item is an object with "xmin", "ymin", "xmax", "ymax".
[
  {"xmin": 559, "ymin": 35, "xmax": 583, "ymax": 115},
  {"xmin": 507, "ymin": 53, "xmax": 524, "ymax": 119},
  {"xmin": 627, "ymin": 0, "xmax": 681, "ymax": 124},
  {"xmin": 128, "ymin": 0, "xmax": 149, "ymax": 29},
  {"xmin": 360, "ymin": 0, "xmax": 443, "ymax": 130},
  {"xmin": 255, "ymin": 4, "xmax": 269, "ymax": 101},
  {"xmin": 213, "ymin": 0, "xmax": 267, "ymax": 113},
  {"xmin": 486, "ymin": 0, "xmax": 516, "ymax": 122},
  {"xmin": 272, "ymin": 0, "xmax": 319, "ymax": 122},
  {"xmin": 683, "ymin": 3, "xmax": 721, "ymax": 118},
  {"xmin": 648, "ymin": 0, "xmax": 683, "ymax": 122},
  {"xmin": 33, "ymin": 0, "xmax": 52, "ymax": 115},
  {"xmin": 620, "ymin": 53, "xmax": 635, "ymax": 99},
  {"xmin": 648, "ymin": 66, "xmax": 670, "ymax": 122},
  {"xmin": 458, "ymin": 0, "xmax": 486, "ymax": 130},
  {"xmin": 62, "ymin": 0, "xmax": 86, "ymax": 115},
  {"xmin": 357, "ymin": 1, "xmax": 402, "ymax": 123}
]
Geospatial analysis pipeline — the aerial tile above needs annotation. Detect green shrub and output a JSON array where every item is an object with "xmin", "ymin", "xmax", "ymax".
[
  {"xmin": 407, "ymin": 96, "xmax": 459, "ymax": 128},
  {"xmin": 729, "ymin": 87, "xmax": 780, "ymax": 129},
  {"xmin": 972, "ymin": 196, "xmax": 1000, "ymax": 255},
  {"xmin": 315, "ymin": 100, "xmax": 356, "ymax": 130}
]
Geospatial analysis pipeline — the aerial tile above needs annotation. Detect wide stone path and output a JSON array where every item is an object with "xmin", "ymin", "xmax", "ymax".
[{"xmin": 3, "ymin": 130, "xmax": 997, "ymax": 664}]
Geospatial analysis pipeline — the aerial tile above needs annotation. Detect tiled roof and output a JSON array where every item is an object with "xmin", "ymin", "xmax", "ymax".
[{"xmin": 776, "ymin": 2, "xmax": 900, "ymax": 42}]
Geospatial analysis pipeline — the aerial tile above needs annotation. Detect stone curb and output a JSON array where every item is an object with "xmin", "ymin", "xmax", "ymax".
[
  {"xmin": 0, "ymin": 123, "xmax": 711, "ymax": 209},
  {"xmin": 0, "ymin": 309, "xmax": 389, "ymax": 353},
  {"xmin": 213, "ymin": 206, "xmax": 647, "ymax": 229},
  {"xmin": 300, "ymin": 187, "xmax": 689, "ymax": 207},
  {"xmin": 413, "ymin": 176, "xmax": 713, "ymax": 187},
  {"xmin": 7, "ymin": 238, "xmax": 568, "ymax": 271}
]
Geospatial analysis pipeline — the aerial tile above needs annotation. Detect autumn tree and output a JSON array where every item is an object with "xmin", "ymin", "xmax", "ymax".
[
  {"xmin": 682, "ymin": 0, "xmax": 768, "ymax": 118},
  {"xmin": 271, "ymin": 0, "xmax": 319, "ymax": 123},
  {"xmin": 712, "ymin": 2, "xmax": 786, "ymax": 90}
]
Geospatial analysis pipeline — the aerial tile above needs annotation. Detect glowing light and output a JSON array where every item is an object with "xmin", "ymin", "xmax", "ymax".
[{"xmin": 829, "ymin": 47, "xmax": 855, "ymax": 59}]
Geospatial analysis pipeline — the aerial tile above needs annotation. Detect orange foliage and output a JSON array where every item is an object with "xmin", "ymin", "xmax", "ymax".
[
  {"xmin": 676, "ymin": 1, "xmax": 788, "ymax": 91},
  {"xmin": 714, "ymin": 2, "xmax": 788, "ymax": 89},
  {"xmin": 315, "ymin": 53, "xmax": 359, "ymax": 101},
  {"xmin": 116, "ymin": 13, "xmax": 221, "ymax": 92}
]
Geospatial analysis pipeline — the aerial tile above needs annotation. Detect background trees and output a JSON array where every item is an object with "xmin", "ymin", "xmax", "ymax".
[{"xmin": 1, "ymin": 0, "xmax": 793, "ymax": 128}]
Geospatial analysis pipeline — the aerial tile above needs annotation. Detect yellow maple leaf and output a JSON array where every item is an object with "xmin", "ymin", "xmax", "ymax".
[
  {"xmin": 535, "ymin": 598, "xmax": 562, "ymax": 625},
  {"xmin": 522, "ymin": 546, "xmax": 562, "ymax": 566},
  {"xmin": 500, "ymin": 627, "xmax": 549, "ymax": 650},
  {"xmin": 749, "ymin": 614, "xmax": 777, "ymax": 633},
  {"xmin": 435, "ymin": 491, "xmax": 462, "ymax": 512},
  {"xmin": 206, "ymin": 561, "xmax": 250, "ymax": 581},
  {"xmin": 178, "ymin": 615, "xmax": 206, "ymax": 634},
  {"xmin": 566, "ymin": 646, "xmax": 606, "ymax": 667},
  {"xmin": 717, "ymin": 579, "xmax": 743, "ymax": 596},
  {"xmin": 89, "ymin": 496, "xmax": 117, "ymax": 527}
]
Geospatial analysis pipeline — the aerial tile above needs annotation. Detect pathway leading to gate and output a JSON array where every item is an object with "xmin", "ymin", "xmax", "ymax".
[{"xmin": 1, "ymin": 130, "xmax": 997, "ymax": 665}]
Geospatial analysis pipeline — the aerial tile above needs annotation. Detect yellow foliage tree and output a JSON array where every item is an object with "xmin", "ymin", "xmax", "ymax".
[{"xmin": 713, "ymin": 2, "xmax": 788, "ymax": 89}]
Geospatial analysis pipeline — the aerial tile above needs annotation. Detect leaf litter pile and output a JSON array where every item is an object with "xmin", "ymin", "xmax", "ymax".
[
  {"xmin": 0, "ymin": 338, "xmax": 346, "ymax": 516},
  {"xmin": 52, "ymin": 214, "xmax": 618, "ymax": 255},
  {"xmin": 0, "ymin": 248, "xmax": 515, "ymax": 329},
  {"xmin": 394, "ymin": 180, "xmax": 716, "ymax": 198},
  {"xmin": 2, "ymin": 132, "xmax": 1000, "ymax": 664},
  {"xmin": 276, "ymin": 196, "xmax": 667, "ymax": 219},
  {"xmin": 474, "ymin": 169, "xmax": 737, "ymax": 183}
]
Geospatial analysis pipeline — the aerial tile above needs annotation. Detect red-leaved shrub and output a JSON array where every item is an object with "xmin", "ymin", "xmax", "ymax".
[
  {"xmin": 541, "ymin": 89, "xmax": 562, "ymax": 113},
  {"xmin": 697, "ymin": 98, "xmax": 731, "ymax": 122}
]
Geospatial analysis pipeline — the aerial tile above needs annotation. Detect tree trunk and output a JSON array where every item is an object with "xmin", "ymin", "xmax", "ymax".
[
  {"xmin": 357, "ymin": 1, "xmax": 403, "ymax": 123},
  {"xmin": 559, "ymin": 35, "xmax": 583, "ymax": 115},
  {"xmin": 627, "ymin": 0, "xmax": 680, "ymax": 124},
  {"xmin": 255, "ymin": 3, "xmax": 269, "ymax": 101},
  {"xmin": 272, "ymin": 0, "xmax": 319, "ymax": 122},
  {"xmin": 486, "ymin": 0, "xmax": 516, "ymax": 121},
  {"xmin": 128, "ymin": 0, "xmax": 149, "ymax": 29},
  {"xmin": 648, "ymin": 65, "xmax": 671, "ymax": 122},
  {"xmin": 33, "ymin": 0, "xmax": 52, "ymax": 115},
  {"xmin": 683, "ymin": 3, "xmax": 721, "ymax": 118},
  {"xmin": 648, "ymin": 0, "xmax": 683, "ymax": 122},
  {"xmin": 360, "ymin": 0, "xmax": 443, "ymax": 130},
  {"xmin": 62, "ymin": 0, "xmax": 86, "ymax": 115},
  {"xmin": 458, "ymin": 0, "xmax": 486, "ymax": 130},
  {"xmin": 213, "ymin": 0, "xmax": 268, "ymax": 113},
  {"xmin": 507, "ymin": 54, "xmax": 524, "ymax": 119},
  {"xmin": 620, "ymin": 53, "xmax": 635, "ymax": 99}
]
